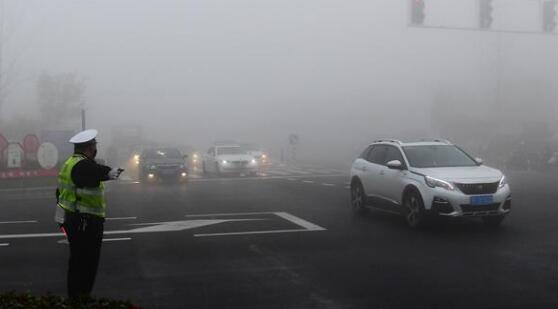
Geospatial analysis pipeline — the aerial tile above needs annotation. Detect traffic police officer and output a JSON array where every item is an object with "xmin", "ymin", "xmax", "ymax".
[{"xmin": 55, "ymin": 129, "xmax": 123, "ymax": 298}]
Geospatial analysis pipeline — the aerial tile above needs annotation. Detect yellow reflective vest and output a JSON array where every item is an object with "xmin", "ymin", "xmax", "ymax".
[{"xmin": 57, "ymin": 154, "xmax": 106, "ymax": 218}]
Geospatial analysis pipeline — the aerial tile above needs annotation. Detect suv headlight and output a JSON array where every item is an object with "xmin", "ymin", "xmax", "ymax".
[
  {"xmin": 222, "ymin": 160, "xmax": 228, "ymax": 164},
  {"xmin": 498, "ymin": 175, "xmax": 508, "ymax": 189},
  {"xmin": 425, "ymin": 176, "xmax": 455, "ymax": 191}
]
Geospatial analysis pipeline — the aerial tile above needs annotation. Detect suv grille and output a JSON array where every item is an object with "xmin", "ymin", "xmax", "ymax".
[
  {"xmin": 460, "ymin": 203, "xmax": 500, "ymax": 213},
  {"xmin": 455, "ymin": 182, "xmax": 499, "ymax": 195}
]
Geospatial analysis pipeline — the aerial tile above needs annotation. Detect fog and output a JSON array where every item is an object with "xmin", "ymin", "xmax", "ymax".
[{"xmin": 1, "ymin": 0, "xmax": 557, "ymax": 165}]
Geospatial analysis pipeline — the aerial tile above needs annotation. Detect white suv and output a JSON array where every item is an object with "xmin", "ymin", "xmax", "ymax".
[{"xmin": 350, "ymin": 139, "xmax": 511, "ymax": 228}]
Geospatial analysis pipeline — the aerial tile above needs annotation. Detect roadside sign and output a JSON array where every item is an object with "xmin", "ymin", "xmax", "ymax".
[
  {"xmin": 7, "ymin": 143, "xmax": 23, "ymax": 168},
  {"xmin": 23, "ymin": 134, "xmax": 40, "ymax": 154},
  {"xmin": 37, "ymin": 143, "xmax": 58, "ymax": 170},
  {"xmin": 23, "ymin": 134, "xmax": 40, "ymax": 167}
]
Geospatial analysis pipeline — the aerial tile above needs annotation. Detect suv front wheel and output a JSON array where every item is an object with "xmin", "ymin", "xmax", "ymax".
[
  {"xmin": 350, "ymin": 181, "xmax": 367, "ymax": 215},
  {"xmin": 403, "ymin": 190, "xmax": 427, "ymax": 228}
]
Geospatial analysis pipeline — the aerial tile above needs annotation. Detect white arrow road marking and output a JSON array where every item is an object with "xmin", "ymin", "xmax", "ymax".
[
  {"xmin": 0, "ymin": 219, "xmax": 265, "ymax": 240},
  {"xmin": 0, "ymin": 212, "xmax": 325, "ymax": 240},
  {"xmin": 186, "ymin": 211, "xmax": 275, "ymax": 217},
  {"xmin": 274, "ymin": 212, "xmax": 326, "ymax": 231},
  {"xmin": 193, "ymin": 211, "xmax": 326, "ymax": 237},
  {"xmin": 122, "ymin": 219, "xmax": 264, "ymax": 233}
]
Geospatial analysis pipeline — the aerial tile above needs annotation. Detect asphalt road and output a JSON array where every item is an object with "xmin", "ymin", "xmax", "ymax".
[{"xmin": 1, "ymin": 164, "xmax": 557, "ymax": 309}]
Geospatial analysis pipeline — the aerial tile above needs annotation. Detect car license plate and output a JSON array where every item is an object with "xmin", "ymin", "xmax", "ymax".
[{"xmin": 470, "ymin": 195, "xmax": 494, "ymax": 206}]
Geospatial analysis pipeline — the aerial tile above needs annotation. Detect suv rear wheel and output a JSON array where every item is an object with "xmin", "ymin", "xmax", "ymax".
[{"xmin": 404, "ymin": 190, "xmax": 427, "ymax": 228}]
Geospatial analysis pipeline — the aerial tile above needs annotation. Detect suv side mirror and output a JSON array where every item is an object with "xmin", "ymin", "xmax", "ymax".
[
  {"xmin": 475, "ymin": 157, "xmax": 484, "ymax": 165},
  {"xmin": 387, "ymin": 160, "xmax": 404, "ymax": 170}
]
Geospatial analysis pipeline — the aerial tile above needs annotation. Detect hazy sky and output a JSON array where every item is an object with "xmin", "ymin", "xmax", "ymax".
[{"xmin": 1, "ymin": 0, "xmax": 557, "ymax": 158}]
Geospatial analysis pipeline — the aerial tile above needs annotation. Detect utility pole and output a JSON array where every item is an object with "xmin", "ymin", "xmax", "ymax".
[{"xmin": 81, "ymin": 108, "xmax": 86, "ymax": 130}]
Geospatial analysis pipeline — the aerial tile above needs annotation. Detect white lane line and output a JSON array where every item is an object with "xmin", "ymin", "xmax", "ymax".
[
  {"xmin": 287, "ymin": 178, "xmax": 297, "ymax": 181},
  {"xmin": 0, "ymin": 186, "xmax": 56, "ymax": 193},
  {"xmin": 322, "ymin": 183, "xmax": 336, "ymax": 187},
  {"xmin": 265, "ymin": 170, "xmax": 292, "ymax": 176},
  {"xmin": 0, "ymin": 243, "xmax": 9, "ymax": 247},
  {"xmin": 105, "ymin": 217, "xmax": 137, "ymax": 221},
  {"xmin": 117, "ymin": 181, "xmax": 141, "ymax": 185},
  {"xmin": 103, "ymin": 237, "xmax": 131, "ymax": 242},
  {"xmin": 0, "ymin": 220, "xmax": 38, "ymax": 224},
  {"xmin": 0, "ymin": 232, "xmax": 64, "ymax": 240},
  {"xmin": 58, "ymin": 238, "xmax": 132, "ymax": 244},
  {"xmin": 287, "ymin": 170, "xmax": 313, "ymax": 175},
  {"xmin": 302, "ymin": 180, "xmax": 314, "ymax": 183}
]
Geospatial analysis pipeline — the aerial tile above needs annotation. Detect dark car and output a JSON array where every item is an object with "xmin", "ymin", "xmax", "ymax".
[{"xmin": 138, "ymin": 147, "xmax": 188, "ymax": 182}]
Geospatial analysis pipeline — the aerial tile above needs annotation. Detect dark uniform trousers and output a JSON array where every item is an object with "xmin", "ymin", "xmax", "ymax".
[{"xmin": 63, "ymin": 212, "xmax": 105, "ymax": 298}]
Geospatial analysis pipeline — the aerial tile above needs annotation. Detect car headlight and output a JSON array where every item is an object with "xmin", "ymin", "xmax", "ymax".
[
  {"xmin": 222, "ymin": 160, "xmax": 228, "ymax": 164},
  {"xmin": 498, "ymin": 175, "xmax": 508, "ymax": 189},
  {"xmin": 251, "ymin": 159, "xmax": 257, "ymax": 164},
  {"xmin": 425, "ymin": 176, "xmax": 455, "ymax": 191}
]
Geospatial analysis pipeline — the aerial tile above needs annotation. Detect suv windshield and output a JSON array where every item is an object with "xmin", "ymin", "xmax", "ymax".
[
  {"xmin": 217, "ymin": 147, "xmax": 243, "ymax": 155},
  {"xmin": 143, "ymin": 148, "xmax": 182, "ymax": 159},
  {"xmin": 402, "ymin": 145, "xmax": 477, "ymax": 168}
]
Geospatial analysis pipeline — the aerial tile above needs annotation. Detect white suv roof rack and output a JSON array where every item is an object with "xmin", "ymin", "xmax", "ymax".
[
  {"xmin": 373, "ymin": 139, "xmax": 402, "ymax": 145},
  {"xmin": 417, "ymin": 138, "xmax": 452, "ymax": 144}
]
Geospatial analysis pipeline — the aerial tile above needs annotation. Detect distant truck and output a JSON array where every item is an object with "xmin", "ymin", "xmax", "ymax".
[{"xmin": 138, "ymin": 147, "xmax": 188, "ymax": 183}]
